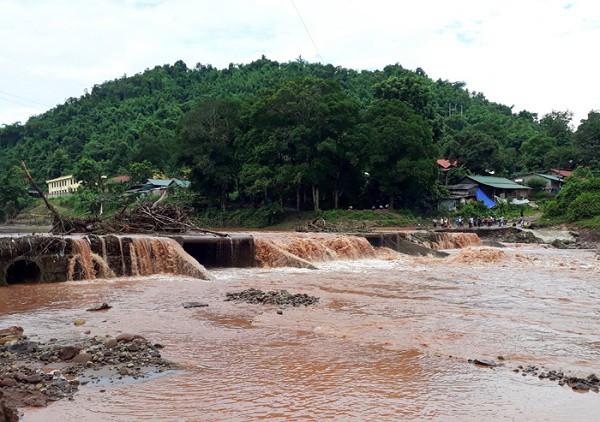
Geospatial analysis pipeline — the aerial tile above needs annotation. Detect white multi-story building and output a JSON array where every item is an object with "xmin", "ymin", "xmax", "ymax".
[{"xmin": 46, "ymin": 175, "xmax": 80, "ymax": 198}]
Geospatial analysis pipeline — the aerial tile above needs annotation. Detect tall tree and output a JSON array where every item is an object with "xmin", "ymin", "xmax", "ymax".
[
  {"xmin": 444, "ymin": 130, "xmax": 503, "ymax": 174},
  {"xmin": 373, "ymin": 74, "xmax": 434, "ymax": 119},
  {"xmin": 242, "ymin": 77, "xmax": 359, "ymax": 210},
  {"xmin": 75, "ymin": 157, "xmax": 104, "ymax": 192},
  {"xmin": 177, "ymin": 98, "xmax": 242, "ymax": 210},
  {"xmin": 363, "ymin": 99, "xmax": 437, "ymax": 209},
  {"xmin": 540, "ymin": 110, "xmax": 574, "ymax": 147},
  {"xmin": 574, "ymin": 111, "xmax": 600, "ymax": 169}
]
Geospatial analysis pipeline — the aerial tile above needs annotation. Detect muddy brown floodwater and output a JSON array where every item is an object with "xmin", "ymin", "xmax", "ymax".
[{"xmin": 1, "ymin": 240, "xmax": 599, "ymax": 421}]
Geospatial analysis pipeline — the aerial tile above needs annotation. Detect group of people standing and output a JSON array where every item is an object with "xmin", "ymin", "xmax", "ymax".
[{"xmin": 432, "ymin": 210, "xmax": 526, "ymax": 229}]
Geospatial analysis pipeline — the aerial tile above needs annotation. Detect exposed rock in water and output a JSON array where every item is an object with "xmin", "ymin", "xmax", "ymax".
[
  {"xmin": 512, "ymin": 365, "xmax": 599, "ymax": 393},
  {"xmin": 86, "ymin": 303, "xmax": 112, "ymax": 312},
  {"xmin": 0, "ymin": 327, "xmax": 23, "ymax": 346},
  {"xmin": 58, "ymin": 346, "xmax": 81, "ymax": 361},
  {"xmin": 473, "ymin": 359, "xmax": 498, "ymax": 367},
  {"xmin": 225, "ymin": 289, "xmax": 319, "ymax": 307},
  {"xmin": 482, "ymin": 240, "xmax": 506, "ymax": 248},
  {"xmin": 115, "ymin": 333, "xmax": 136, "ymax": 342},
  {"xmin": 0, "ymin": 392, "xmax": 19, "ymax": 422},
  {"xmin": 498, "ymin": 230, "xmax": 541, "ymax": 244},
  {"xmin": 551, "ymin": 238, "xmax": 599, "ymax": 252},
  {"xmin": 182, "ymin": 302, "xmax": 209, "ymax": 309}
]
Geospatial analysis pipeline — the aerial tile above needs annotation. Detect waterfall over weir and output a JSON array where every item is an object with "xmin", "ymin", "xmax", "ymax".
[
  {"xmin": 0, "ymin": 231, "xmax": 485, "ymax": 284},
  {"xmin": 67, "ymin": 236, "xmax": 212, "ymax": 281},
  {"xmin": 68, "ymin": 237, "xmax": 115, "ymax": 280},
  {"xmin": 0, "ymin": 233, "xmax": 253, "ymax": 285},
  {"xmin": 0, "ymin": 235, "xmax": 212, "ymax": 285},
  {"xmin": 254, "ymin": 233, "xmax": 377, "ymax": 269}
]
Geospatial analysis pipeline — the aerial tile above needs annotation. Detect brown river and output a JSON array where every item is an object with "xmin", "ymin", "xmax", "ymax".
[{"xmin": 1, "ymin": 233, "xmax": 599, "ymax": 420}]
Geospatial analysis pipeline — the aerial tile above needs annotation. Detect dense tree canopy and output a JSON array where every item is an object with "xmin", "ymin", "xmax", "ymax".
[
  {"xmin": 363, "ymin": 99, "xmax": 437, "ymax": 208},
  {"xmin": 239, "ymin": 77, "xmax": 360, "ymax": 210},
  {"xmin": 177, "ymin": 98, "xmax": 242, "ymax": 210},
  {"xmin": 0, "ymin": 57, "xmax": 597, "ymax": 220},
  {"xmin": 574, "ymin": 111, "xmax": 600, "ymax": 168}
]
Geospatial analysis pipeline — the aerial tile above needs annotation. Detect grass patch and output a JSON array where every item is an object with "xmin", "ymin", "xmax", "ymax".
[
  {"xmin": 316, "ymin": 209, "xmax": 422, "ymax": 227},
  {"xmin": 575, "ymin": 215, "xmax": 600, "ymax": 230},
  {"xmin": 194, "ymin": 204, "xmax": 285, "ymax": 228}
]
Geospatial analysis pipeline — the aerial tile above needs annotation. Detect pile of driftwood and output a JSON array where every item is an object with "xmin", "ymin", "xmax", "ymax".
[
  {"xmin": 21, "ymin": 162, "xmax": 226, "ymax": 237},
  {"xmin": 50, "ymin": 204, "xmax": 207, "ymax": 235},
  {"xmin": 295, "ymin": 217, "xmax": 371, "ymax": 233}
]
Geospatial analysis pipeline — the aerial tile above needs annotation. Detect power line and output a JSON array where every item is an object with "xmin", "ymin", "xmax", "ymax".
[
  {"xmin": 0, "ymin": 52, "xmax": 75, "ymax": 92},
  {"xmin": 289, "ymin": 0, "xmax": 324, "ymax": 62},
  {"xmin": 0, "ymin": 94, "xmax": 45, "ymax": 111},
  {"xmin": 0, "ymin": 89, "xmax": 51, "ymax": 108}
]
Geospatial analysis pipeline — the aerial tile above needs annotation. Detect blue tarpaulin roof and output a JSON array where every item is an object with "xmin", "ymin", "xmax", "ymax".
[{"xmin": 476, "ymin": 188, "xmax": 496, "ymax": 208}]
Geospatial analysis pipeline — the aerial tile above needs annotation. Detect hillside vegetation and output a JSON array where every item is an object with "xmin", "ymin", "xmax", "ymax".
[{"xmin": 1, "ymin": 57, "xmax": 598, "ymax": 222}]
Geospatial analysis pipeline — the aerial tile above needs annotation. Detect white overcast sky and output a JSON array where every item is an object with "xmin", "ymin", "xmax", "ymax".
[{"xmin": 0, "ymin": 0, "xmax": 598, "ymax": 128}]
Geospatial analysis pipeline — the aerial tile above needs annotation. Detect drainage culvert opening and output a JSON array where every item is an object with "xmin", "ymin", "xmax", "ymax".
[{"xmin": 6, "ymin": 260, "xmax": 42, "ymax": 284}]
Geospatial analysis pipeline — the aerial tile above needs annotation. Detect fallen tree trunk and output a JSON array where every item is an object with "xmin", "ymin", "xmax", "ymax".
[
  {"xmin": 21, "ymin": 162, "xmax": 227, "ymax": 236},
  {"xmin": 21, "ymin": 161, "xmax": 66, "ymax": 234}
]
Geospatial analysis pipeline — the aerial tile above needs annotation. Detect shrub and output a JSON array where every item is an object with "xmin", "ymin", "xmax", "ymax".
[
  {"xmin": 455, "ymin": 201, "xmax": 489, "ymax": 218},
  {"xmin": 524, "ymin": 177, "xmax": 547, "ymax": 192},
  {"xmin": 543, "ymin": 176, "xmax": 600, "ymax": 221},
  {"xmin": 567, "ymin": 192, "xmax": 600, "ymax": 221},
  {"xmin": 196, "ymin": 203, "xmax": 284, "ymax": 228},
  {"xmin": 543, "ymin": 200, "xmax": 561, "ymax": 217}
]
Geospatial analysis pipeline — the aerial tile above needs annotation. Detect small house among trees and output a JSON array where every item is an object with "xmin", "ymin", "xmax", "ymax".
[
  {"xmin": 459, "ymin": 175, "xmax": 531, "ymax": 200},
  {"xmin": 515, "ymin": 173, "xmax": 565, "ymax": 194},
  {"xmin": 438, "ymin": 183, "xmax": 478, "ymax": 211},
  {"xmin": 125, "ymin": 178, "xmax": 189, "ymax": 195},
  {"xmin": 543, "ymin": 169, "xmax": 572, "ymax": 179}
]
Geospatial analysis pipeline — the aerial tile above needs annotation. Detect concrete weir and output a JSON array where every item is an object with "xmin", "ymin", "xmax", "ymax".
[
  {"xmin": 0, "ymin": 231, "xmax": 445, "ymax": 285},
  {"xmin": 0, "ymin": 234, "xmax": 254, "ymax": 285},
  {"xmin": 172, "ymin": 234, "xmax": 254, "ymax": 268},
  {"xmin": 361, "ymin": 232, "xmax": 449, "ymax": 257}
]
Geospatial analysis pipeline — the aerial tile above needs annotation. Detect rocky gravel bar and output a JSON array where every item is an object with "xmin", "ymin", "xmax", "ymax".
[
  {"xmin": 0, "ymin": 326, "xmax": 177, "ymax": 419},
  {"xmin": 225, "ymin": 288, "xmax": 319, "ymax": 307},
  {"xmin": 470, "ymin": 356, "xmax": 600, "ymax": 393}
]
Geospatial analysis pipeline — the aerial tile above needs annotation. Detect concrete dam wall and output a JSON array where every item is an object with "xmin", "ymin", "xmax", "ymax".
[
  {"xmin": 0, "ymin": 234, "xmax": 257, "ymax": 285},
  {"xmin": 0, "ymin": 231, "xmax": 459, "ymax": 285}
]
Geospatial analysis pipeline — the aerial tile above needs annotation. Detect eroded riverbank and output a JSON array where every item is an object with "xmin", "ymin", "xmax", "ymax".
[{"xmin": 0, "ymin": 242, "xmax": 598, "ymax": 420}]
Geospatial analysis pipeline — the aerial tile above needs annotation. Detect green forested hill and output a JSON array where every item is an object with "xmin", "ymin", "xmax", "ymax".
[{"xmin": 0, "ymin": 57, "xmax": 597, "ymax": 217}]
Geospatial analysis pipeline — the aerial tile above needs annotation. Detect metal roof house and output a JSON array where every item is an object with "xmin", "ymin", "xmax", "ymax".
[
  {"xmin": 437, "ymin": 159, "xmax": 457, "ymax": 171},
  {"xmin": 544, "ymin": 169, "xmax": 572, "ymax": 179},
  {"xmin": 515, "ymin": 173, "xmax": 565, "ymax": 194},
  {"xmin": 125, "ymin": 178, "xmax": 190, "ymax": 195},
  {"xmin": 438, "ymin": 183, "xmax": 478, "ymax": 211},
  {"xmin": 460, "ymin": 175, "xmax": 531, "ymax": 200}
]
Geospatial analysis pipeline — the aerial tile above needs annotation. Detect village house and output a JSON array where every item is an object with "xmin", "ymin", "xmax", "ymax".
[
  {"xmin": 125, "ymin": 178, "xmax": 190, "ymax": 195},
  {"xmin": 515, "ymin": 173, "xmax": 565, "ymax": 194},
  {"xmin": 543, "ymin": 168, "xmax": 572, "ymax": 179},
  {"xmin": 437, "ymin": 159, "xmax": 458, "ymax": 185},
  {"xmin": 438, "ymin": 183, "xmax": 478, "ymax": 212},
  {"xmin": 459, "ymin": 175, "xmax": 532, "ymax": 201},
  {"xmin": 45, "ymin": 175, "xmax": 80, "ymax": 198},
  {"xmin": 109, "ymin": 175, "xmax": 131, "ymax": 184},
  {"xmin": 437, "ymin": 159, "xmax": 457, "ymax": 172}
]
